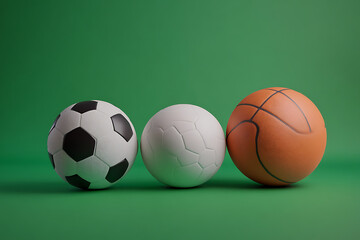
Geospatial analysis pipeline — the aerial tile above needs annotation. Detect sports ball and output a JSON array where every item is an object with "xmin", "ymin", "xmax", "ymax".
[
  {"xmin": 141, "ymin": 104, "xmax": 226, "ymax": 188},
  {"xmin": 226, "ymin": 87, "xmax": 327, "ymax": 186},
  {"xmin": 47, "ymin": 100, "xmax": 138, "ymax": 190}
]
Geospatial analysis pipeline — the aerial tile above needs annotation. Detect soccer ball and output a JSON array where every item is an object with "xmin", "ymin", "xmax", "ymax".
[
  {"xmin": 141, "ymin": 104, "xmax": 226, "ymax": 188},
  {"xmin": 47, "ymin": 100, "xmax": 138, "ymax": 190}
]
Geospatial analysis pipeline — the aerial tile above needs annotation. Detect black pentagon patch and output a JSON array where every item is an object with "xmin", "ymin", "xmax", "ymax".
[
  {"xmin": 48, "ymin": 152, "xmax": 55, "ymax": 169},
  {"xmin": 111, "ymin": 114, "xmax": 133, "ymax": 142},
  {"xmin": 63, "ymin": 127, "xmax": 95, "ymax": 162},
  {"xmin": 105, "ymin": 159, "xmax": 129, "ymax": 183},
  {"xmin": 49, "ymin": 114, "xmax": 60, "ymax": 134},
  {"xmin": 71, "ymin": 101, "xmax": 98, "ymax": 114},
  {"xmin": 66, "ymin": 174, "xmax": 90, "ymax": 189}
]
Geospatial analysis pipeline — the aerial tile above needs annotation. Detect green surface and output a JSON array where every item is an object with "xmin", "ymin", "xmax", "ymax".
[
  {"xmin": 0, "ymin": 0, "xmax": 359, "ymax": 239},
  {"xmin": 0, "ymin": 160, "xmax": 359, "ymax": 239}
]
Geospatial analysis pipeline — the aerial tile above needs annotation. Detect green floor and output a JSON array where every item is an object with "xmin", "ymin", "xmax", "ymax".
[{"xmin": 1, "ymin": 156, "xmax": 359, "ymax": 240}]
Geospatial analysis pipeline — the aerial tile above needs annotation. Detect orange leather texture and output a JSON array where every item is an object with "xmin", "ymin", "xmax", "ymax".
[{"xmin": 226, "ymin": 88, "xmax": 327, "ymax": 186}]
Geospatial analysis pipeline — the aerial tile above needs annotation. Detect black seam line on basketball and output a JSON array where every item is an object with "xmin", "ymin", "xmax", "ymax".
[
  {"xmin": 236, "ymin": 104, "xmax": 307, "ymax": 134},
  {"xmin": 226, "ymin": 120, "xmax": 294, "ymax": 183},
  {"xmin": 226, "ymin": 120, "xmax": 253, "ymax": 139},
  {"xmin": 246, "ymin": 88, "xmax": 311, "ymax": 132},
  {"xmin": 277, "ymin": 91, "xmax": 312, "ymax": 132},
  {"xmin": 252, "ymin": 121, "xmax": 294, "ymax": 184},
  {"xmin": 228, "ymin": 88, "xmax": 293, "ymax": 139},
  {"xmin": 249, "ymin": 90, "xmax": 285, "ymax": 121},
  {"xmin": 266, "ymin": 88, "xmax": 289, "ymax": 92}
]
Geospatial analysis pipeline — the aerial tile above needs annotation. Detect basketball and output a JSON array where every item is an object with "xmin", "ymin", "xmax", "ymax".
[{"xmin": 226, "ymin": 87, "xmax": 327, "ymax": 186}]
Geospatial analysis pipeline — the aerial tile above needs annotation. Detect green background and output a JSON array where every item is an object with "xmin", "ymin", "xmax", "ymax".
[{"xmin": 0, "ymin": 0, "xmax": 359, "ymax": 239}]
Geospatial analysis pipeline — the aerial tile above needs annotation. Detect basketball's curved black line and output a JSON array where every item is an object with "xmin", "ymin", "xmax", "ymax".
[
  {"xmin": 278, "ymin": 91, "xmax": 312, "ymax": 132},
  {"xmin": 249, "ymin": 88, "xmax": 289, "ymax": 120},
  {"xmin": 227, "ymin": 88, "xmax": 288, "ymax": 137},
  {"xmin": 252, "ymin": 121, "xmax": 294, "ymax": 184},
  {"xmin": 265, "ymin": 88, "xmax": 311, "ymax": 132},
  {"xmin": 226, "ymin": 120, "xmax": 294, "ymax": 184},
  {"xmin": 250, "ymin": 91, "xmax": 278, "ymax": 120},
  {"xmin": 226, "ymin": 120, "xmax": 253, "ymax": 139},
  {"xmin": 226, "ymin": 88, "xmax": 301, "ymax": 184},
  {"xmin": 236, "ymin": 103, "xmax": 307, "ymax": 134},
  {"xmin": 266, "ymin": 88, "xmax": 289, "ymax": 92}
]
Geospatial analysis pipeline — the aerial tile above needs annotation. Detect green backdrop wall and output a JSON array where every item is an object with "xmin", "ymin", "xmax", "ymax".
[
  {"xmin": 1, "ymin": 1, "xmax": 360, "ymax": 240},
  {"xmin": 1, "ymin": 0, "xmax": 359, "ymax": 167}
]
